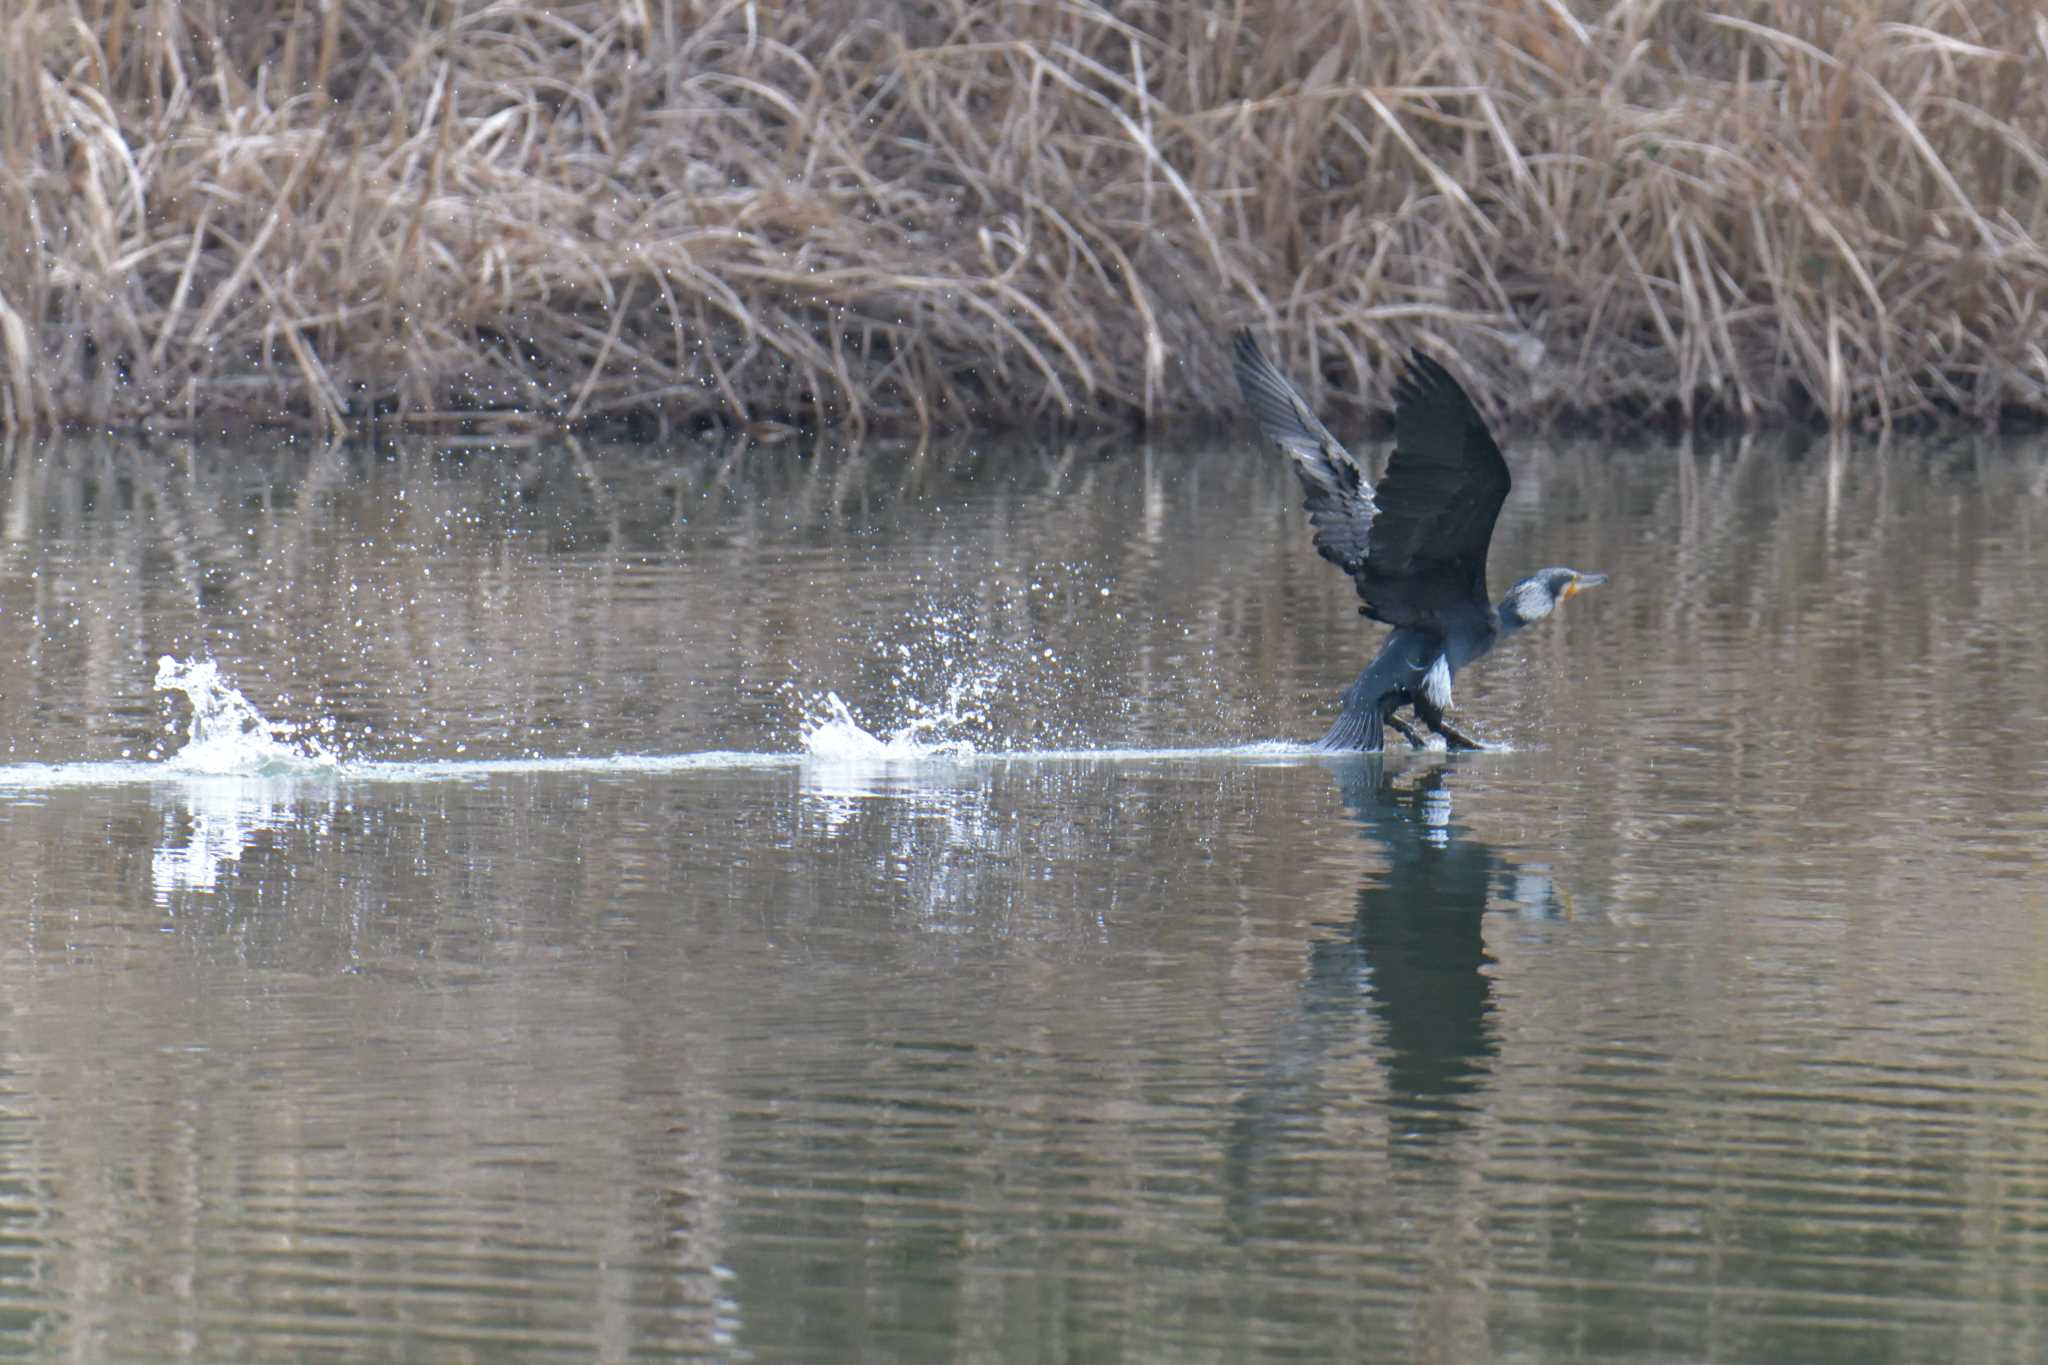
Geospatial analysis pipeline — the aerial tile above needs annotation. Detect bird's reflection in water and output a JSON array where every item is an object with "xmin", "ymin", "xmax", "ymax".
[
  {"xmin": 1314, "ymin": 756, "xmax": 1561, "ymax": 1145},
  {"xmin": 1229, "ymin": 757, "xmax": 1565, "ymax": 1221}
]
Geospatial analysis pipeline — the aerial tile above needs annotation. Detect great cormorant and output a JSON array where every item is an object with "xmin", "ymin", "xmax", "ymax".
[{"xmin": 1231, "ymin": 331, "xmax": 1605, "ymax": 752}]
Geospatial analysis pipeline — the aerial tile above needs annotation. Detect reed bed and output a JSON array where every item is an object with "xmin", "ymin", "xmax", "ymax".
[{"xmin": 2, "ymin": 0, "xmax": 2045, "ymax": 436}]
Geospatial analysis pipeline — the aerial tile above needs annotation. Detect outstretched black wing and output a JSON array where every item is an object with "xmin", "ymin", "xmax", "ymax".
[
  {"xmin": 1231, "ymin": 332, "xmax": 1510, "ymax": 627},
  {"xmin": 1364, "ymin": 351, "xmax": 1512, "ymax": 621},
  {"xmin": 1230, "ymin": 330, "xmax": 1375, "ymax": 578}
]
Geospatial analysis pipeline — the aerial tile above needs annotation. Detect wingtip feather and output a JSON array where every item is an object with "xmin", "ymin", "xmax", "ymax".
[
  {"xmin": 1230, "ymin": 330, "xmax": 1320, "ymax": 449},
  {"xmin": 1395, "ymin": 348, "xmax": 1474, "ymax": 411}
]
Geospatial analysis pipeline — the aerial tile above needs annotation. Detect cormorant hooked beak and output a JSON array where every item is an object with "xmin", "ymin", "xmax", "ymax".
[{"xmin": 1562, "ymin": 571, "xmax": 1608, "ymax": 602}]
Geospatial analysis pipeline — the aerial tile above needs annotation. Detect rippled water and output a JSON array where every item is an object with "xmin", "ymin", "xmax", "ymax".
[{"xmin": 2, "ymin": 429, "xmax": 2047, "ymax": 1360}]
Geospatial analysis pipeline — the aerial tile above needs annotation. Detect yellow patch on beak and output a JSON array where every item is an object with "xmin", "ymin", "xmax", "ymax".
[{"xmin": 1561, "ymin": 572, "xmax": 1607, "ymax": 604}]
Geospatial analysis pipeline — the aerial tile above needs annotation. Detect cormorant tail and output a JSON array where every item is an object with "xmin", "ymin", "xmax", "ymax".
[{"xmin": 1315, "ymin": 699, "xmax": 1384, "ymax": 753}]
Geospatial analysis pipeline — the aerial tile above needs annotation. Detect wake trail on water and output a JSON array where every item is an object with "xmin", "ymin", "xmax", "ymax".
[
  {"xmin": 795, "ymin": 689, "xmax": 1302, "ymax": 765},
  {"xmin": 0, "ymin": 655, "xmax": 1312, "ymax": 796}
]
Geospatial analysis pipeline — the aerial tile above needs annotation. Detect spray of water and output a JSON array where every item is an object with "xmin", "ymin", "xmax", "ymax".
[
  {"xmin": 153, "ymin": 656, "xmax": 338, "ymax": 774},
  {"xmin": 798, "ymin": 688, "xmax": 986, "ymax": 761},
  {"xmin": 793, "ymin": 589, "xmax": 1083, "ymax": 760}
]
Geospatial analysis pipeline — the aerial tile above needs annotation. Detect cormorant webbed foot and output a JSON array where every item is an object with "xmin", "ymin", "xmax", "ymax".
[
  {"xmin": 1431, "ymin": 717, "xmax": 1488, "ymax": 752},
  {"xmin": 1385, "ymin": 715, "xmax": 1427, "ymax": 750}
]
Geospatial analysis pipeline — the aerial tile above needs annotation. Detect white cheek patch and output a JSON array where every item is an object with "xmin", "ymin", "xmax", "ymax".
[{"xmin": 1420, "ymin": 654, "xmax": 1454, "ymax": 712}]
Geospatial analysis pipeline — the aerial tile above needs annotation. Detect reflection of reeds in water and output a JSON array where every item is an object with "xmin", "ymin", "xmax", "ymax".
[
  {"xmin": 2, "ymin": 2, "xmax": 2044, "ymax": 435},
  {"xmin": 0, "ymin": 429, "xmax": 1311, "ymax": 759},
  {"xmin": 4, "ymin": 427, "xmax": 2048, "ymax": 1356}
]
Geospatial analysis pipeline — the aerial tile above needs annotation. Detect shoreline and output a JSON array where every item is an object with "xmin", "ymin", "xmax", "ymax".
[{"xmin": 5, "ymin": 2, "xmax": 2045, "ymax": 438}]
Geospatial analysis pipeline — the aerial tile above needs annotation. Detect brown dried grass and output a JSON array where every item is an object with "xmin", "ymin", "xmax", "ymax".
[{"xmin": 2, "ymin": 0, "xmax": 2045, "ymax": 436}]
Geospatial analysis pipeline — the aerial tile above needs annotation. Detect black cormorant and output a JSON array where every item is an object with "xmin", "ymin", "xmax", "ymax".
[{"xmin": 1231, "ymin": 331, "xmax": 1605, "ymax": 752}]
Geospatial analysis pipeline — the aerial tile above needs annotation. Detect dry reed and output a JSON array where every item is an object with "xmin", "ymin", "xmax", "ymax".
[{"xmin": 2, "ymin": 0, "xmax": 2045, "ymax": 436}]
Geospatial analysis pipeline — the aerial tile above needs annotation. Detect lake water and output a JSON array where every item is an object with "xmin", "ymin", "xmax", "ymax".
[{"xmin": 2, "ymin": 427, "xmax": 2046, "ymax": 1361}]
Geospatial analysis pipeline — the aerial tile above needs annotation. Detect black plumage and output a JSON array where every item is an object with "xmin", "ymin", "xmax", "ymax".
[{"xmin": 1230, "ymin": 330, "xmax": 1605, "ymax": 751}]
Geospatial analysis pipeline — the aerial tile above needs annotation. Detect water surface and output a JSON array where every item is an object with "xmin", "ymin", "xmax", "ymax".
[{"xmin": 2, "ymin": 429, "xmax": 2046, "ymax": 1360}]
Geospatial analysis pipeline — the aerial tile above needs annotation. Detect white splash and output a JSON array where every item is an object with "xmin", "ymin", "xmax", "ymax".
[
  {"xmin": 153, "ymin": 655, "xmax": 338, "ymax": 775},
  {"xmin": 798, "ymin": 690, "xmax": 977, "ymax": 761},
  {"xmin": 794, "ymin": 593, "xmax": 1039, "ymax": 763},
  {"xmin": 146, "ymin": 656, "xmax": 340, "ymax": 900}
]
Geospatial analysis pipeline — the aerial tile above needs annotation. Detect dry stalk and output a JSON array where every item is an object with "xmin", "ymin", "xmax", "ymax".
[{"xmin": 0, "ymin": 0, "xmax": 2043, "ymax": 435}]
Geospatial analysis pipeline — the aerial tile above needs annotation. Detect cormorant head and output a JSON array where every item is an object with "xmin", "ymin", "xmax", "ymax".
[{"xmin": 1499, "ymin": 568, "xmax": 1606, "ymax": 631}]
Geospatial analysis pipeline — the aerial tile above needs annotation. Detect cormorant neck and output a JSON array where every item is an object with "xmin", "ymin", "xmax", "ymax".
[
  {"xmin": 1495, "ymin": 591, "xmax": 1535, "ymax": 636},
  {"xmin": 1496, "ymin": 571, "xmax": 1562, "ymax": 635}
]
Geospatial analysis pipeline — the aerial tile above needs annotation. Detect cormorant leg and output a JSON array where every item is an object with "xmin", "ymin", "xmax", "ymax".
[
  {"xmin": 1430, "ymin": 716, "xmax": 1488, "ymax": 752},
  {"xmin": 1385, "ymin": 715, "xmax": 1427, "ymax": 750}
]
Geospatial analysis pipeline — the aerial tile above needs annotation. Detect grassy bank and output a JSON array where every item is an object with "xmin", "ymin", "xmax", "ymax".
[{"xmin": 3, "ymin": 0, "xmax": 2044, "ymax": 436}]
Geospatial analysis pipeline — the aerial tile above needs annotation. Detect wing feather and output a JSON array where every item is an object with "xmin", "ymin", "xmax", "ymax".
[
  {"xmin": 1367, "ymin": 350, "xmax": 1511, "ymax": 611},
  {"xmin": 1231, "ymin": 332, "xmax": 1513, "ymax": 629},
  {"xmin": 1230, "ymin": 330, "xmax": 1374, "ymax": 576}
]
